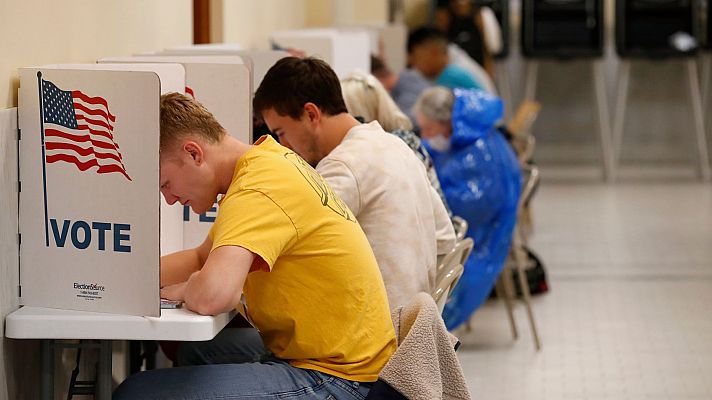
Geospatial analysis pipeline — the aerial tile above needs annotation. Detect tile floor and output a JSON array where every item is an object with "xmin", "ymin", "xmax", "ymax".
[{"xmin": 455, "ymin": 180, "xmax": 712, "ymax": 400}]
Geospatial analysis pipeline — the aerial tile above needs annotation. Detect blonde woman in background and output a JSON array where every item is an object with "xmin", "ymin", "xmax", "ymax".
[{"xmin": 341, "ymin": 71, "xmax": 452, "ymax": 216}]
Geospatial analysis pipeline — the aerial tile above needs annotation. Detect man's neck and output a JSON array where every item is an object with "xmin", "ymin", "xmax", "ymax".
[
  {"xmin": 215, "ymin": 136, "xmax": 252, "ymax": 194},
  {"xmin": 317, "ymin": 113, "xmax": 361, "ymax": 157},
  {"xmin": 433, "ymin": 58, "xmax": 450, "ymax": 79}
]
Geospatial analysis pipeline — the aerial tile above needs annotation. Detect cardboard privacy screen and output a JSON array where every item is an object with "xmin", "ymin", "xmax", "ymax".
[
  {"xmin": 270, "ymin": 28, "xmax": 371, "ymax": 78},
  {"xmin": 340, "ymin": 23, "xmax": 407, "ymax": 73},
  {"xmin": 99, "ymin": 56, "xmax": 253, "ymax": 249},
  {"xmin": 18, "ymin": 65, "xmax": 183, "ymax": 316},
  {"xmin": 156, "ymin": 48, "xmax": 289, "ymax": 93},
  {"xmin": 43, "ymin": 63, "xmax": 186, "ymax": 258}
]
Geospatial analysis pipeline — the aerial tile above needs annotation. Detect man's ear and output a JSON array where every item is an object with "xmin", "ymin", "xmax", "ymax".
[
  {"xmin": 183, "ymin": 141, "xmax": 204, "ymax": 165},
  {"xmin": 303, "ymin": 102, "xmax": 322, "ymax": 124}
]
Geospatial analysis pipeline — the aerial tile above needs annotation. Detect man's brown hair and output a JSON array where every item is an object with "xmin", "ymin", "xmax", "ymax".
[
  {"xmin": 253, "ymin": 57, "xmax": 348, "ymax": 119},
  {"xmin": 407, "ymin": 26, "xmax": 448, "ymax": 54},
  {"xmin": 159, "ymin": 92, "xmax": 226, "ymax": 154}
]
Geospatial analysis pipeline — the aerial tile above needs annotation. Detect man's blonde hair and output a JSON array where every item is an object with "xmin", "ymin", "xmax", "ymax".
[{"xmin": 159, "ymin": 92, "xmax": 226, "ymax": 155}]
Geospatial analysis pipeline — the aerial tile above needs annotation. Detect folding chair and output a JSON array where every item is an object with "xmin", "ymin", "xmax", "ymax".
[
  {"xmin": 433, "ymin": 238, "xmax": 474, "ymax": 315},
  {"xmin": 432, "ymin": 263, "xmax": 465, "ymax": 315},
  {"xmin": 507, "ymin": 164, "xmax": 542, "ymax": 350}
]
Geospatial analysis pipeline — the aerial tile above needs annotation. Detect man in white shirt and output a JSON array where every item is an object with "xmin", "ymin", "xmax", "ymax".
[{"xmin": 254, "ymin": 57, "xmax": 456, "ymax": 310}]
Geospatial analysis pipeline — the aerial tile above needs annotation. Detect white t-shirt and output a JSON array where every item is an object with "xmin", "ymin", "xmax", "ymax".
[{"xmin": 317, "ymin": 121, "xmax": 456, "ymax": 310}]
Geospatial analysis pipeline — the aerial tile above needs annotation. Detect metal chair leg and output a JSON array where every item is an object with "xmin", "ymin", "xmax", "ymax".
[
  {"xmin": 686, "ymin": 59, "xmax": 711, "ymax": 181},
  {"xmin": 496, "ymin": 268, "xmax": 518, "ymax": 340},
  {"xmin": 513, "ymin": 229, "xmax": 541, "ymax": 351}
]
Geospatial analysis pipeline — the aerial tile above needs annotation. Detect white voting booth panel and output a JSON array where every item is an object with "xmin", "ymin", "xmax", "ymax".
[
  {"xmin": 157, "ymin": 47, "xmax": 290, "ymax": 93},
  {"xmin": 341, "ymin": 24, "xmax": 407, "ymax": 73},
  {"xmin": 164, "ymin": 43, "xmax": 244, "ymax": 53},
  {"xmin": 39, "ymin": 63, "xmax": 186, "ymax": 257},
  {"xmin": 99, "ymin": 56, "xmax": 253, "ymax": 249},
  {"xmin": 98, "ymin": 56, "xmax": 251, "ymax": 143},
  {"xmin": 18, "ymin": 64, "xmax": 184, "ymax": 317},
  {"xmin": 270, "ymin": 28, "xmax": 371, "ymax": 78}
]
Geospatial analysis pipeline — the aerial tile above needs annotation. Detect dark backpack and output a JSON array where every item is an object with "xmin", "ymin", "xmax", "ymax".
[{"xmin": 511, "ymin": 246, "xmax": 549, "ymax": 296}]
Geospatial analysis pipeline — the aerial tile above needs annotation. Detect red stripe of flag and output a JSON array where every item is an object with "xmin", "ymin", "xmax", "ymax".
[
  {"xmin": 73, "ymin": 102, "xmax": 116, "ymax": 125},
  {"xmin": 76, "ymin": 114, "xmax": 114, "ymax": 132},
  {"xmin": 46, "ymin": 141, "xmax": 122, "ymax": 163},
  {"xmin": 45, "ymin": 128, "xmax": 120, "ymax": 153},
  {"xmin": 46, "ymin": 154, "xmax": 131, "ymax": 181},
  {"xmin": 71, "ymin": 90, "xmax": 116, "ymax": 121},
  {"xmin": 75, "ymin": 125, "xmax": 121, "ymax": 152}
]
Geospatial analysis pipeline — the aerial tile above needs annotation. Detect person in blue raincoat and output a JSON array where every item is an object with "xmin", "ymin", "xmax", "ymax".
[{"xmin": 414, "ymin": 87, "xmax": 521, "ymax": 330}]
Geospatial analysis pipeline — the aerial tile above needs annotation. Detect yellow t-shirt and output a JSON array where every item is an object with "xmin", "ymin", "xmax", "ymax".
[{"xmin": 208, "ymin": 135, "xmax": 396, "ymax": 382}]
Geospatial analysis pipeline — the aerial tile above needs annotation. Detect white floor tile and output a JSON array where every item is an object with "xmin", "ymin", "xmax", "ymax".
[{"xmin": 456, "ymin": 181, "xmax": 712, "ymax": 399}]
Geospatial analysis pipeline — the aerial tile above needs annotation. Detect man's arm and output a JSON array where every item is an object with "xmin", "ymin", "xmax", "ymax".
[
  {"xmin": 160, "ymin": 236, "xmax": 213, "ymax": 287},
  {"xmin": 183, "ymin": 245, "xmax": 253, "ymax": 315}
]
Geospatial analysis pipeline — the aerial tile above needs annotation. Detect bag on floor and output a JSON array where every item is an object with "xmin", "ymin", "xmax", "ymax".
[{"xmin": 511, "ymin": 246, "xmax": 549, "ymax": 296}]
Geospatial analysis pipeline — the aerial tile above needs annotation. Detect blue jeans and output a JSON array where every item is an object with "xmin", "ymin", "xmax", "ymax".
[{"xmin": 113, "ymin": 328, "xmax": 373, "ymax": 400}]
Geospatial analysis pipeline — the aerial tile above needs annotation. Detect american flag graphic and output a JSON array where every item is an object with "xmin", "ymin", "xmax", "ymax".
[{"xmin": 41, "ymin": 79, "xmax": 131, "ymax": 181}]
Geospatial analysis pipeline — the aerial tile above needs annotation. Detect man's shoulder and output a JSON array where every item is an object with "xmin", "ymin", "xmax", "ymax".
[
  {"xmin": 234, "ymin": 145, "xmax": 313, "ymax": 199},
  {"xmin": 395, "ymin": 69, "xmax": 431, "ymax": 93},
  {"xmin": 323, "ymin": 125, "xmax": 425, "ymax": 178},
  {"xmin": 443, "ymin": 63, "xmax": 473, "ymax": 79},
  {"xmin": 333, "ymin": 123, "xmax": 407, "ymax": 157}
]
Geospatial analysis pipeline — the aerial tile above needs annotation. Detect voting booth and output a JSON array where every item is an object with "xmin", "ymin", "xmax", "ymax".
[
  {"xmin": 17, "ymin": 63, "xmax": 185, "ymax": 317},
  {"xmin": 99, "ymin": 56, "xmax": 252, "ymax": 143},
  {"xmin": 164, "ymin": 43, "xmax": 244, "ymax": 52},
  {"xmin": 270, "ymin": 28, "xmax": 371, "ymax": 78},
  {"xmin": 340, "ymin": 23, "xmax": 407, "ymax": 73},
  {"xmin": 157, "ymin": 46, "xmax": 290, "ymax": 94},
  {"xmin": 99, "ymin": 55, "xmax": 253, "ymax": 249}
]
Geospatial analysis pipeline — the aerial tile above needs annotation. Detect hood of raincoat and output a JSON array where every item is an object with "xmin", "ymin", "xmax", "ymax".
[{"xmin": 449, "ymin": 88, "xmax": 503, "ymax": 149}]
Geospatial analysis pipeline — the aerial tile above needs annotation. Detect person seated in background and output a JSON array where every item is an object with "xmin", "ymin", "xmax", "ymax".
[
  {"xmin": 434, "ymin": 0, "xmax": 500, "ymax": 80},
  {"xmin": 413, "ymin": 86, "xmax": 521, "ymax": 331},
  {"xmin": 340, "ymin": 70, "xmax": 452, "ymax": 218},
  {"xmin": 371, "ymin": 54, "xmax": 432, "ymax": 130},
  {"xmin": 254, "ymin": 57, "xmax": 456, "ymax": 311},
  {"xmin": 113, "ymin": 93, "xmax": 396, "ymax": 400},
  {"xmin": 407, "ymin": 26, "xmax": 483, "ymax": 91}
]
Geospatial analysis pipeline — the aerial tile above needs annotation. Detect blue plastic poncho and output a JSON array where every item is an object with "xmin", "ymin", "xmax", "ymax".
[{"xmin": 425, "ymin": 89, "xmax": 521, "ymax": 330}]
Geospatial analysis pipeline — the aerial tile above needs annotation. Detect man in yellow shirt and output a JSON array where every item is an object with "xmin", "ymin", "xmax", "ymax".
[{"xmin": 113, "ymin": 93, "xmax": 396, "ymax": 399}]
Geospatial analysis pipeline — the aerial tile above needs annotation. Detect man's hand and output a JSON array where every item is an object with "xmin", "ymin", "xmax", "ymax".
[{"xmin": 160, "ymin": 282, "xmax": 187, "ymax": 301}]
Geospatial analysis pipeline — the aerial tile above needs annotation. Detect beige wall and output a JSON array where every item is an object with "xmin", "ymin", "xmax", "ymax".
[
  {"xmin": 0, "ymin": 0, "xmax": 192, "ymax": 109},
  {"xmin": 404, "ymin": 0, "xmax": 430, "ymax": 28},
  {"xmin": 353, "ymin": 0, "xmax": 388, "ymax": 23},
  {"xmin": 331, "ymin": 0, "xmax": 388, "ymax": 25},
  {"xmin": 213, "ymin": 0, "xmax": 309, "ymax": 49},
  {"xmin": 212, "ymin": 0, "xmax": 389, "ymax": 49},
  {"xmin": 305, "ymin": 0, "xmax": 334, "ymax": 27}
]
